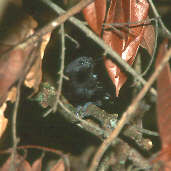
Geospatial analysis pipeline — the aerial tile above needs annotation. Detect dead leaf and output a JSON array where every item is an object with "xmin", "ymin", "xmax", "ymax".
[
  {"xmin": 0, "ymin": 154, "xmax": 32, "ymax": 171},
  {"xmin": 24, "ymin": 32, "xmax": 51, "ymax": 93},
  {"xmin": 83, "ymin": 0, "xmax": 106, "ymax": 36},
  {"xmin": 156, "ymin": 39, "xmax": 171, "ymax": 149},
  {"xmin": 83, "ymin": 0, "xmax": 155, "ymax": 96},
  {"xmin": 0, "ymin": 153, "xmax": 45, "ymax": 171},
  {"xmin": 153, "ymin": 39, "xmax": 171, "ymax": 171},
  {"xmin": 141, "ymin": 21, "xmax": 156, "ymax": 56},
  {"xmin": 0, "ymin": 3, "xmax": 38, "ymax": 105}
]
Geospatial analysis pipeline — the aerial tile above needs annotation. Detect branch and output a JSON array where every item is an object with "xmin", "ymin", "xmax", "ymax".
[
  {"xmin": 43, "ymin": 24, "xmax": 66, "ymax": 117},
  {"xmin": 53, "ymin": 24, "xmax": 65, "ymax": 112},
  {"xmin": 36, "ymin": 82, "xmax": 151, "ymax": 169},
  {"xmin": 148, "ymin": 0, "xmax": 171, "ymax": 39},
  {"xmin": 59, "ymin": 97, "xmax": 151, "ymax": 170},
  {"xmin": 0, "ymin": 0, "xmax": 94, "ymax": 60},
  {"xmin": 88, "ymin": 47, "xmax": 171, "ymax": 171},
  {"xmin": 10, "ymin": 81, "xmax": 21, "ymax": 171}
]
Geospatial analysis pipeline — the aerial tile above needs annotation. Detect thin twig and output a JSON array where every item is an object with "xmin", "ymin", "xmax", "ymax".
[
  {"xmin": 43, "ymin": 0, "xmax": 157, "ymax": 97},
  {"xmin": 10, "ymin": 81, "xmax": 21, "ymax": 171},
  {"xmin": 88, "ymin": 47, "xmax": 171, "ymax": 171},
  {"xmin": 53, "ymin": 24, "xmax": 65, "ymax": 112},
  {"xmin": 148, "ymin": 0, "xmax": 171, "ymax": 39},
  {"xmin": 104, "ymin": 17, "xmax": 158, "ymax": 28},
  {"xmin": 141, "ymin": 18, "xmax": 159, "ymax": 76},
  {"xmin": 9, "ymin": 44, "xmax": 41, "ymax": 170},
  {"xmin": 133, "ymin": 126, "xmax": 159, "ymax": 136},
  {"xmin": 65, "ymin": 33, "xmax": 80, "ymax": 48},
  {"xmin": 43, "ymin": 24, "xmax": 65, "ymax": 117}
]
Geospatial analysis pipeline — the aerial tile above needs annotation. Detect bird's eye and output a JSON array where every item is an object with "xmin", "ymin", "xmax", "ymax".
[
  {"xmin": 92, "ymin": 74, "xmax": 98, "ymax": 79},
  {"xmin": 78, "ymin": 56, "xmax": 93, "ymax": 66},
  {"xmin": 104, "ymin": 96, "xmax": 110, "ymax": 100}
]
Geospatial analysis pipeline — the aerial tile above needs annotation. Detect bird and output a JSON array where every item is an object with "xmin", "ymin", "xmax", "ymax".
[{"xmin": 64, "ymin": 56, "xmax": 111, "ymax": 107}]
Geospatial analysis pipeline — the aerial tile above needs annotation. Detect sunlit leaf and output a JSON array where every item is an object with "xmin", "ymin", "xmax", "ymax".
[{"xmin": 83, "ymin": 0, "xmax": 154, "ymax": 96}]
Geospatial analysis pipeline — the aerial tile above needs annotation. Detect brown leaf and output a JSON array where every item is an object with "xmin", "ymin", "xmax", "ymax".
[
  {"xmin": 0, "ymin": 49, "xmax": 26, "ymax": 104},
  {"xmin": 83, "ymin": 0, "xmax": 106, "ymax": 35},
  {"xmin": 0, "ymin": 154, "xmax": 32, "ymax": 171},
  {"xmin": 0, "ymin": 3, "xmax": 38, "ymax": 105},
  {"xmin": 153, "ymin": 39, "xmax": 171, "ymax": 170},
  {"xmin": 141, "ymin": 20, "xmax": 156, "ymax": 56},
  {"xmin": 156, "ymin": 39, "xmax": 171, "ymax": 148},
  {"xmin": 0, "ymin": 153, "xmax": 45, "ymax": 171},
  {"xmin": 83, "ymin": 0, "xmax": 154, "ymax": 96},
  {"xmin": 24, "ymin": 32, "xmax": 51, "ymax": 93}
]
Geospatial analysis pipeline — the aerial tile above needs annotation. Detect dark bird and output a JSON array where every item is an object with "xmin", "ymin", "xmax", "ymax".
[{"xmin": 64, "ymin": 56, "xmax": 110, "ymax": 106}]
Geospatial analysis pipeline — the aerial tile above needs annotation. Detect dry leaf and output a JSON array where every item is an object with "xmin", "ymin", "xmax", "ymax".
[
  {"xmin": 0, "ymin": 3, "xmax": 38, "ymax": 105},
  {"xmin": 153, "ymin": 39, "xmax": 171, "ymax": 171},
  {"xmin": 83, "ymin": 0, "xmax": 155, "ymax": 96},
  {"xmin": 141, "ymin": 19, "xmax": 156, "ymax": 56},
  {"xmin": 24, "ymin": 32, "xmax": 51, "ymax": 92},
  {"xmin": 0, "ymin": 154, "xmax": 32, "ymax": 171},
  {"xmin": 156, "ymin": 39, "xmax": 171, "ymax": 149}
]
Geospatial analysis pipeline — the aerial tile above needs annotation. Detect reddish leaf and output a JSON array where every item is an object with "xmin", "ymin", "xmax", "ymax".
[
  {"xmin": 156, "ymin": 39, "xmax": 171, "ymax": 148},
  {"xmin": 141, "ymin": 21, "xmax": 156, "ymax": 56},
  {"xmin": 0, "ymin": 154, "xmax": 32, "ymax": 171},
  {"xmin": 83, "ymin": 0, "xmax": 154, "ymax": 96},
  {"xmin": 0, "ymin": 48, "xmax": 29, "ymax": 104},
  {"xmin": 0, "ymin": 153, "xmax": 44, "ymax": 171},
  {"xmin": 0, "ymin": 3, "xmax": 38, "ymax": 105},
  {"xmin": 83, "ymin": 0, "xmax": 106, "ymax": 35},
  {"xmin": 153, "ymin": 39, "xmax": 171, "ymax": 170}
]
